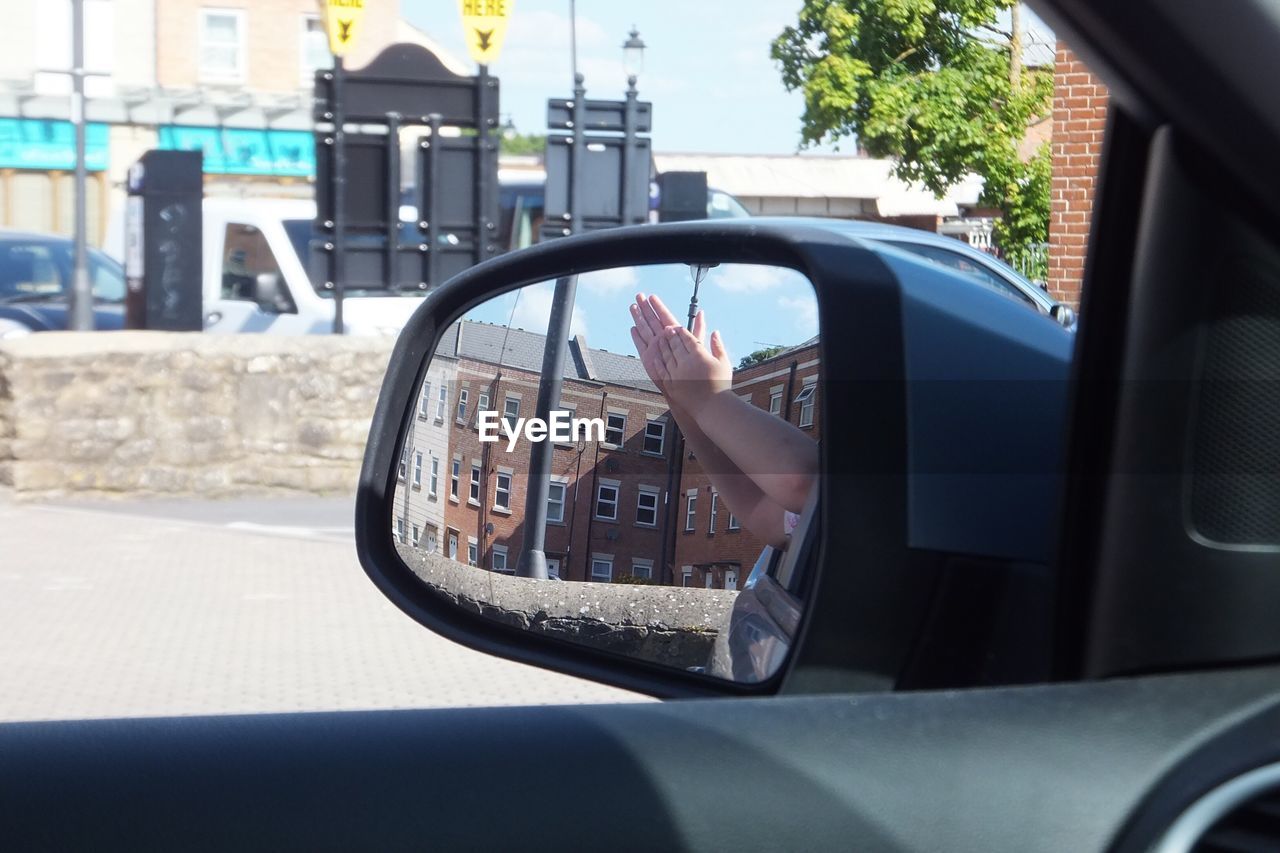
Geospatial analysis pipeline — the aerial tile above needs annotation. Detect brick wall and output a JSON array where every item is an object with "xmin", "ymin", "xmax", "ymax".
[{"xmin": 1048, "ymin": 42, "xmax": 1110, "ymax": 307}]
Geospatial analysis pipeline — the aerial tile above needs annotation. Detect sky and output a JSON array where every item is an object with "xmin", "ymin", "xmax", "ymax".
[
  {"xmin": 464, "ymin": 263, "xmax": 819, "ymax": 362},
  {"xmin": 402, "ymin": 1, "xmax": 1056, "ymax": 155}
]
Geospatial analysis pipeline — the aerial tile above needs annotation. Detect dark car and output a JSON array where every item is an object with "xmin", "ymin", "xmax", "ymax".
[{"xmin": 0, "ymin": 230, "xmax": 126, "ymax": 338}]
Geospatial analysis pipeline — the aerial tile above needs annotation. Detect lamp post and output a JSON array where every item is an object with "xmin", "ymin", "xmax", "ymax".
[{"xmin": 623, "ymin": 26, "xmax": 646, "ymax": 90}]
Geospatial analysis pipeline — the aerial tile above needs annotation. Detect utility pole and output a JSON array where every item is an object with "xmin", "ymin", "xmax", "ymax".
[
  {"xmin": 68, "ymin": 0, "xmax": 94, "ymax": 331},
  {"xmin": 516, "ymin": 274, "xmax": 578, "ymax": 579}
]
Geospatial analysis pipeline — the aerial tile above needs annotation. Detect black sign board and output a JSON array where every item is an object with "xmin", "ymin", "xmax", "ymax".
[{"xmin": 124, "ymin": 150, "xmax": 204, "ymax": 332}]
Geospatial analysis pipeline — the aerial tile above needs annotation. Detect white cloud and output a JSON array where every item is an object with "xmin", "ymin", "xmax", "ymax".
[
  {"xmin": 710, "ymin": 264, "xmax": 808, "ymax": 294},
  {"xmin": 777, "ymin": 294, "xmax": 819, "ymax": 340},
  {"xmin": 510, "ymin": 282, "xmax": 590, "ymax": 339},
  {"xmin": 579, "ymin": 266, "xmax": 639, "ymax": 294}
]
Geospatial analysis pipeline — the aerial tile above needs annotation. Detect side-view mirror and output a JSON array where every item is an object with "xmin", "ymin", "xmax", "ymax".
[
  {"xmin": 1051, "ymin": 303, "xmax": 1077, "ymax": 328},
  {"xmin": 254, "ymin": 272, "xmax": 284, "ymax": 313},
  {"xmin": 355, "ymin": 221, "xmax": 1075, "ymax": 699}
]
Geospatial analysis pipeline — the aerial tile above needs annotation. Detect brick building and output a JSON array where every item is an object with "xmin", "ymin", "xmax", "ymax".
[
  {"xmin": 1048, "ymin": 43, "xmax": 1109, "ymax": 307},
  {"xmin": 427, "ymin": 320, "xmax": 676, "ymax": 584},
  {"xmin": 672, "ymin": 339, "xmax": 821, "ymax": 591}
]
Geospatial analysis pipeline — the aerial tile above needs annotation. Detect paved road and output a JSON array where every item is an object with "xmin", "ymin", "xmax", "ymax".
[{"xmin": 0, "ymin": 498, "xmax": 647, "ymax": 722}]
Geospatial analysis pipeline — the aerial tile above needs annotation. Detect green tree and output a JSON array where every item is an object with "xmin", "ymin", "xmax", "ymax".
[
  {"xmin": 772, "ymin": 0, "xmax": 1053, "ymax": 275},
  {"xmin": 500, "ymin": 132, "xmax": 547, "ymax": 157},
  {"xmin": 738, "ymin": 346, "xmax": 785, "ymax": 369}
]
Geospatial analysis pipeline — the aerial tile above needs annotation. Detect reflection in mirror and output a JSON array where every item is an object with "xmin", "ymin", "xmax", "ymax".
[{"xmin": 392, "ymin": 263, "xmax": 820, "ymax": 684}]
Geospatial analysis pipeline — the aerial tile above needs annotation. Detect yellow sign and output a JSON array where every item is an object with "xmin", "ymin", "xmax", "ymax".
[
  {"xmin": 322, "ymin": 0, "xmax": 366, "ymax": 57},
  {"xmin": 458, "ymin": 0, "xmax": 513, "ymax": 65}
]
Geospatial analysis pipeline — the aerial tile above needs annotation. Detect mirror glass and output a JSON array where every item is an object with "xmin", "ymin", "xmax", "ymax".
[{"xmin": 392, "ymin": 263, "xmax": 819, "ymax": 684}]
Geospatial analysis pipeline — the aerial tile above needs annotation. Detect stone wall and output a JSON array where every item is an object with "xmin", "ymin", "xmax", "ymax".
[
  {"xmin": 401, "ymin": 548, "xmax": 739, "ymax": 671},
  {"xmin": 0, "ymin": 332, "xmax": 394, "ymax": 499}
]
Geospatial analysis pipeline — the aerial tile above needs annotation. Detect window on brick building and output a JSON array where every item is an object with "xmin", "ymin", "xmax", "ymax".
[
  {"xmin": 685, "ymin": 491, "xmax": 698, "ymax": 532},
  {"xmin": 547, "ymin": 482, "xmax": 566, "ymax": 523},
  {"xmin": 494, "ymin": 471, "xmax": 512, "ymax": 511},
  {"xmin": 769, "ymin": 391, "xmax": 783, "ymax": 416},
  {"xmin": 477, "ymin": 390, "xmax": 490, "ymax": 419},
  {"xmin": 709, "ymin": 492, "xmax": 719, "ymax": 534},
  {"xmin": 728, "ymin": 513, "xmax": 740, "ymax": 531},
  {"xmin": 591, "ymin": 557, "xmax": 613, "ymax": 582},
  {"xmin": 456, "ymin": 388, "xmax": 469, "ymax": 423},
  {"xmin": 681, "ymin": 566, "xmax": 693, "ymax": 587},
  {"xmin": 503, "ymin": 397, "xmax": 520, "ymax": 431},
  {"xmin": 450, "ymin": 458, "xmax": 461, "ymax": 500},
  {"xmin": 491, "ymin": 545, "xmax": 509, "ymax": 574},
  {"xmin": 300, "ymin": 15, "xmax": 331, "ymax": 82},
  {"xmin": 604, "ymin": 412, "xmax": 626, "ymax": 447},
  {"xmin": 631, "ymin": 560, "xmax": 653, "ymax": 581},
  {"xmin": 636, "ymin": 487, "xmax": 659, "ymax": 527},
  {"xmin": 467, "ymin": 538, "xmax": 478, "ymax": 567},
  {"xmin": 469, "ymin": 464, "xmax": 481, "ymax": 505},
  {"xmin": 198, "ymin": 9, "xmax": 245, "ymax": 83},
  {"xmin": 643, "ymin": 419, "xmax": 665, "ymax": 455},
  {"xmin": 795, "ymin": 383, "xmax": 817, "ymax": 428},
  {"xmin": 596, "ymin": 482, "xmax": 619, "ymax": 520}
]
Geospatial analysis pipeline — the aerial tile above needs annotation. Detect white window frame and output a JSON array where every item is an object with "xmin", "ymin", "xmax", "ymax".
[
  {"xmin": 411, "ymin": 524, "xmax": 420, "ymax": 546},
  {"xmin": 685, "ymin": 490, "xmax": 698, "ymax": 532},
  {"xmin": 395, "ymin": 518, "xmax": 405, "ymax": 543},
  {"xmin": 420, "ymin": 382, "xmax": 431, "ymax": 418},
  {"xmin": 553, "ymin": 403, "xmax": 577, "ymax": 446},
  {"xmin": 595, "ymin": 480, "xmax": 619, "ymax": 521},
  {"xmin": 429, "ymin": 456, "xmax": 439, "ymax": 497},
  {"xmin": 796, "ymin": 382, "xmax": 817, "ymax": 427},
  {"xmin": 477, "ymin": 390, "xmax": 491, "ymax": 423},
  {"xmin": 503, "ymin": 396, "xmax": 520, "ymax": 431},
  {"xmin": 681, "ymin": 566, "xmax": 693, "ymax": 587},
  {"xmin": 590, "ymin": 555, "xmax": 613, "ymax": 582},
  {"xmin": 397, "ymin": 447, "xmax": 408, "ymax": 482},
  {"xmin": 709, "ymin": 492, "xmax": 719, "ymax": 534},
  {"xmin": 299, "ymin": 13, "xmax": 331, "ymax": 84},
  {"xmin": 456, "ymin": 388, "xmax": 470, "ymax": 423},
  {"xmin": 467, "ymin": 537, "xmax": 478, "ymax": 567},
  {"xmin": 635, "ymin": 486, "xmax": 659, "ymax": 527},
  {"xmin": 604, "ymin": 411, "xmax": 626, "ymax": 447},
  {"xmin": 469, "ymin": 464, "xmax": 482, "ymax": 505},
  {"xmin": 631, "ymin": 559, "xmax": 653, "ymax": 581},
  {"xmin": 450, "ymin": 457, "xmax": 461, "ymax": 500},
  {"xmin": 643, "ymin": 418, "xmax": 665, "ymax": 455},
  {"xmin": 769, "ymin": 391, "xmax": 783, "ymax": 416},
  {"xmin": 491, "ymin": 544, "xmax": 510, "ymax": 573},
  {"xmin": 728, "ymin": 512, "xmax": 741, "ymax": 531},
  {"xmin": 412, "ymin": 451, "xmax": 423, "ymax": 488},
  {"xmin": 494, "ymin": 470, "xmax": 512, "ymax": 512},
  {"xmin": 436, "ymin": 385, "xmax": 448, "ymax": 421},
  {"xmin": 199, "ymin": 8, "xmax": 246, "ymax": 83},
  {"xmin": 547, "ymin": 480, "xmax": 567, "ymax": 523}
]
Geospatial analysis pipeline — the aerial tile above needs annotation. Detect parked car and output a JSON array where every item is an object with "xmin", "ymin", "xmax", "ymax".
[
  {"xmin": 0, "ymin": 229, "xmax": 126, "ymax": 337},
  {"xmin": 812, "ymin": 217, "xmax": 1077, "ymax": 328}
]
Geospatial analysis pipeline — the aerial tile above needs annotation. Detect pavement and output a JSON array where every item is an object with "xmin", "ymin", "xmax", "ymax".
[{"xmin": 0, "ymin": 497, "xmax": 648, "ymax": 722}]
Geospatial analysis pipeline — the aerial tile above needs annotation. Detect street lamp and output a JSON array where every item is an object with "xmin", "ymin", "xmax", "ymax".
[{"xmin": 623, "ymin": 27, "xmax": 646, "ymax": 89}]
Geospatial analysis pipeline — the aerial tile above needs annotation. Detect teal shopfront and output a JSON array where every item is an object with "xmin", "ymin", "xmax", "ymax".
[{"xmin": 0, "ymin": 118, "xmax": 111, "ymax": 240}]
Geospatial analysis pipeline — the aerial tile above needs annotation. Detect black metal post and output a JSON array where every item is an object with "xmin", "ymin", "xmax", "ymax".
[
  {"xmin": 68, "ymin": 0, "xmax": 93, "ymax": 331},
  {"xmin": 424, "ymin": 113, "xmax": 442, "ymax": 289},
  {"xmin": 517, "ymin": 273, "xmax": 579, "ymax": 579},
  {"xmin": 332, "ymin": 55, "xmax": 347, "ymax": 335},
  {"xmin": 621, "ymin": 76, "xmax": 638, "ymax": 226},
  {"xmin": 569, "ymin": 74, "xmax": 586, "ymax": 235},
  {"xmin": 385, "ymin": 111, "xmax": 401, "ymax": 287},
  {"xmin": 476, "ymin": 64, "xmax": 496, "ymax": 261}
]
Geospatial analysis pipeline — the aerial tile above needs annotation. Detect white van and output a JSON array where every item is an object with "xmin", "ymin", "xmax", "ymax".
[{"xmin": 105, "ymin": 196, "xmax": 426, "ymax": 336}]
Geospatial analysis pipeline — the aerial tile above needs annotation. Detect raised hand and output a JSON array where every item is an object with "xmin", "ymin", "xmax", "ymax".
[{"xmin": 656, "ymin": 323, "xmax": 733, "ymax": 420}]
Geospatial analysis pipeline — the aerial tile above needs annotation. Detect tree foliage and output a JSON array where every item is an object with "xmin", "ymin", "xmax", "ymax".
[
  {"xmin": 772, "ymin": 0, "xmax": 1053, "ymax": 268},
  {"xmin": 738, "ymin": 346, "xmax": 786, "ymax": 369},
  {"xmin": 499, "ymin": 132, "xmax": 547, "ymax": 157}
]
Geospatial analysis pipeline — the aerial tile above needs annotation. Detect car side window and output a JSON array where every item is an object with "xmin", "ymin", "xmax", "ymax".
[
  {"xmin": 90, "ymin": 254, "xmax": 126, "ymax": 302},
  {"xmin": 220, "ymin": 223, "xmax": 296, "ymax": 313},
  {"xmin": 886, "ymin": 241, "xmax": 1036, "ymax": 308},
  {"xmin": 0, "ymin": 243, "xmax": 63, "ymax": 298}
]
